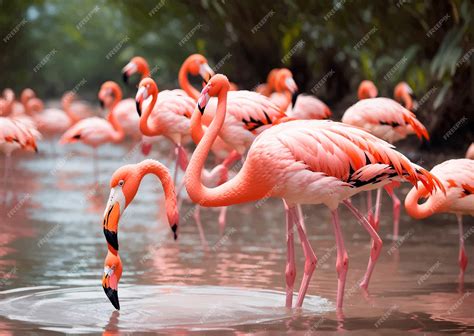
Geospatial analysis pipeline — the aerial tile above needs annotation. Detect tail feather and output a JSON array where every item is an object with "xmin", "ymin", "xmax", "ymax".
[{"xmin": 404, "ymin": 112, "xmax": 429, "ymax": 140}]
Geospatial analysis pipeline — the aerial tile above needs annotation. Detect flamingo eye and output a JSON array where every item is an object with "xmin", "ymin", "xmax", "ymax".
[{"xmin": 118, "ymin": 180, "xmax": 124, "ymax": 187}]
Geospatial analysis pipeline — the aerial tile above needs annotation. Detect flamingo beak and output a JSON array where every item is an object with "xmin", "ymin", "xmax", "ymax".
[
  {"xmin": 102, "ymin": 267, "xmax": 120, "ymax": 310},
  {"xmin": 199, "ymin": 63, "xmax": 215, "ymax": 84},
  {"xmin": 285, "ymin": 77, "xmax": 298, "ymax": 94},
  {"xmin": 103, "ymin": 201, "xmax": 120, "ymax": 251},
  {"xmin": 197, "ymin": 85, "xmax": 210, "ymax": 114},
  {"xmin": 135, "ymin": 86, "xmax": 148, "ymax": 117},
  {"xmin": 99, "ymin": 100, "xmax": 105, "ymax": 109},
  {"xmin": 122, "ymin": 62, "xmax": 137, "ymax": 85}
]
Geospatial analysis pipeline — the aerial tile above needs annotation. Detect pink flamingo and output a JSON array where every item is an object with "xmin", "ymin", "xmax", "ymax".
[
  {"xmin": 0, "ymin": 100, "xmax": 39, "ymax": 202},
  {"xmin": 342, "ymin": 85, "xmax": 428, "ymax": 239},
  {"xmin": 60, "ymin": 81, "xmax": 125, "ymax": 182},
  {"xmin": 466, "ymin": 143, "xmax": 474, "ymax": 160},
  {"xmin": 99, "ymin": 81, "xmax": 141, "ymax": 140},
  {"xmin": 405, "ymin": 159, "xmax": 473, "ymax": 283},
  {"xmin": 178, "ymin": 54, "xmax": 215, "ymax": 100},
  {"xmin": 270, "ymin": 68, "xmax": 332, "ymax": 119},
  {"xmin": 185, "ymin": 74, "xmax": 444, "ymax": 309},
  {"xmin": 101, "ymin": 159, "xmax": 178, "ymax": 309},
  {"xmin": 122, "ymin": 56, "xmax": 165, "ymax": 155}
]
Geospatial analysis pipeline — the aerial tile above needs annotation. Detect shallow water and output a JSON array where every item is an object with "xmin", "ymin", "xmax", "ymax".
[{"xmin": 0, "ymin": 138, "xmax": 473, "ymax": 335}]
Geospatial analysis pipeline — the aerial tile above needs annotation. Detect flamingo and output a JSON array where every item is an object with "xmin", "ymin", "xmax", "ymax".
[
  {"xmin": 405, "ymin": 159, "xmax": 474, "ymax": 283},
  {"xmin": 270, "ymin": 68, "xmax": 332, "ymax": 120},
  {"xmin": 394, "ymin": 81, "xmax": 416, "ymax": 110},
  {"xmin": 342, "ymin": 87, "xmax": 429, "ymax": 239},
  {"xmin": 185, "ymin": 74, "xmax": 444, "ymax": 309},
  {"xmin": 60, "ymin": 81, "xmax": 125, "ymax": 182},
  {"xmin": 101, "ymin": 159, "xmax": 178, "ymax": 310},
  {"xmin": 466, "ymin": 143, "xmax": 474, "ymax": 160},
  {"xmin": 0, "ymin": 100, "xmax": 39, "ymax": 203},
  {"xmin": 98, "ymin": 81, "xmax": 141, "ymax": 140},
  {"xmin": 178, "ymin": 53, "xmax": 215, "ymax": 100}
]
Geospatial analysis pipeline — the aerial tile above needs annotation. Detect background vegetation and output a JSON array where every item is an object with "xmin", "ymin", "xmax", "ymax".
[{"xmin": 0, "ymin": 0, "xmax": 472, "ymax": 147}]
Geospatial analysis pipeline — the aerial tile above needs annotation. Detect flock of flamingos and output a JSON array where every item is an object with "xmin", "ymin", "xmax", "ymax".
[{"xmin": 0, "ymin": 53, "xmax": 473, "ymax": 312}]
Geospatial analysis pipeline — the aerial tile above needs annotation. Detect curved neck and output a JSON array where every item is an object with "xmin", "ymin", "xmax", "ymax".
[
  {"xmin": 107, "ymin": 99, "xmax": 125, "ymax": 142},
  {"xmin": 281, "ymin": 91, "xmax": 292, "ymax": 112},
  {"xmin": 404, "ymin": 186, "xmax": 440, "ymax": 219},
  {"xmin": 139, "ymin": 90, "xmax": 160, "ymax": 136},
  {"xmin": 179, "ymin": 62, "xmax": 199, "ymax": 100},
  {"xmin": 185, "ymin": 87, "xmax": 266, "ymax": 207},
  {"xmin": 138, "ymin": 159, "xmax": 178, "ymax": 226},
  {"xmin": 400, "ymin": 92, "xmax": 413, "ymax": 110},
  {"xmin": 140, "ymin": 65, "xmax": 150, "ymax": 79},
  {"xmin": 62, "ymin": 94, "xmax": 80, "ymax": 123}
]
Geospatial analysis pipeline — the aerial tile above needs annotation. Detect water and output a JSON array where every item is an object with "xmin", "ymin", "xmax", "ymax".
[{"xmin": 0, "ymin": 138, "xmax": 473, "ymax": 335}]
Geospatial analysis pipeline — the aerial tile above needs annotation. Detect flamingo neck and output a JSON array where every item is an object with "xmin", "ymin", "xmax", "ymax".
[
  {"xmin": 108, "ymin": 98, "xmax": 125, "ymax": 142},
  {"xmin": 140, "ymin": 64, "xmax": 151, "ymax": 79},
  {"xmin": 400, "ymin": 92, "xmax": 413, "ymax": 110},
  {"xmin": 137, "ymin": 159, "xmax": 178, "ymax": 225},
  {"xmin": 281, "ymin": 91, "xmax": 292, "ymax": 112},
  {"xmin": 178, "ymin": 62, "xmax": 199, "ymax": 100},
  {"xmin": 185, "ymin": 88, "xmax": 262, "ymax": 207},
  {"xmin": 139, "ymin": 90, "xmax": 160, "ymax": 136},
  {"xmin": 404, "ymin": 186, "xmax": 440, "ymax": 219}
]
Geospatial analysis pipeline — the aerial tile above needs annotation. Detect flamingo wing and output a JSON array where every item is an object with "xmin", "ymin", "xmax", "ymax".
[
  {"xmin": 342, "ymin": 98, "xmax": 428, "ymax": 142},
  {"xmin": 289, "ymin": 95, "xmax": 332, "ymax": 120}
]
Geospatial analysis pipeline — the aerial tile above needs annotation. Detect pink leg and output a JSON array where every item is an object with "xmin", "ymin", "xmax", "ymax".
[
  {"xmin": 344, "ymin": 200, "xmax": 383, "ymax": 290},
  {"xmin": 385, "ymin": 186, "xmax": 400, "ymax": 240},
  {"xmin": 373, "ymin": 188, "xmax": 382, "ymax": 232},
  {"xmin": 193, "ymin": 205, "xmax": 209, "ymax": 251},
  {"xmin": 173, "ymin": 146, "xmax": 180, "ymax": 186},
  {"xmin": 218, "ymin": 207, "xmax": 227, "ymax": 235},
  {"xmin": 294, "ymin": 205, "xmax": 317, "ymax": 307},
  {"xmin": 283, "ymin": 200, "xmax": 296, "ymax": 308},
  {"xmin": 330, "ymin": 209, "xmax": 348, "ymax": 309},
  {"xmin": 177, "ymin": 144, "xmax": 189, "ymax": 171},
  {"xmin": 367, "ymin": 190, "xmax": 374, "ymax": 227},
  {"xmin": 297, "ymin": 204, "xmax": 307, "ymax": 232},
  {"xmin": 457, "ymin": 215, "xmax": 468, "ymax": 283}
]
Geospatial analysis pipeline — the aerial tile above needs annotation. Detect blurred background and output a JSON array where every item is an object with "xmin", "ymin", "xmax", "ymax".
[{"xmin": 0, "ymin": 0, "xmax": 472, "ymax": 146}]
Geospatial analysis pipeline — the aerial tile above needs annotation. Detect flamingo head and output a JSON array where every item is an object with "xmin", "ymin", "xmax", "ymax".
[
  {"xmin": 26, "ymin": 97, "xmax": 44, "ymax": 114},
  {"xmin": 186, "ymin": 54, "xmax": 215, "ymax": 84},
  {"xmin": 266, "ymin": 68, "xmax": 281, "ymax": 92},
  {"xmin": 3, "ymin": 88, "xmax": 15, "ymax": 102},
  {"xmin": 102, "ymin": 250, "xmax": 122, "ymax": 310},
  {"xmin": 357, "ymin": 80, "xmax": 378, "ymax": 100},
  {"xmin": 275, "ymin": 68, "xmax": 298, "ymax": 94},
  {"xmin": 197, "ymin": 74, "xmax": 229, "ymax": 114},
  {"xmin": 98, "ymin": 81, "xmax": 122, "ymax": 110},
  {"xmin": 394, "ymin": 82, "xmax": 414, "ymax": 110},
  {"xmin": 135, "ymin": 77, "xmax": 158, "ymax": 116},
  {"xmin": 122, "ymin": 56, "xmax": 149, "ymax": 84}
]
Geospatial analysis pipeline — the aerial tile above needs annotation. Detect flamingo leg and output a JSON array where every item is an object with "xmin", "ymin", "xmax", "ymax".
[
  {"xmin": 373, "ymin": 188, "xmax": 382, "ymax": 232},
  {"xmin": 457, "ymin": 215, "xmax": 468, "ymax": 283},
  {"xmin": 193, "ymin": 205, "xmax": 209, "ymax": 251},
  {"xmin": 297, "ymin": 204, "xmax": 307, "ymax": 232},
  {"xmin": 343, "ymin": 200, "xmax": 383, "ymax": 290},
  {"xmin": 367, "ymin": 190, "xmax": 374, "ymax": 227},
  {"xmin": 385, "ymin": 186, "xmax": 400, "ymax": 240},
  {"xmin": 294, "ymin": 205, "xmax": 317, "ymax": 308},
  {"xmin": 173, "ymin": 145, "xmax": 180, "ymax": 187},
  {"xmin": 218, "ymin": 206, "xmax": 227, "ymax": 235},
  {"xmin": 330, "ymin": 208, "xmax": 348, "ymax": 309},
  {"xmin": 283, "ymin": 200, "xmax": 296, "ymax": 308}
]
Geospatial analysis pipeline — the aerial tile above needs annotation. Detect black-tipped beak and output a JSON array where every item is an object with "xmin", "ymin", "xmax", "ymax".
[
  {"xmin": 100, "ymin": 100, "xmax": 105, "ymax": 109},
  {"xmin": 136, "ymin": 101, "xmax": 141, "ymax": 116},
  {"xmin": 291, "ymin": 92, "xmax": 298, "ymax": 108},
  {"xmin": 171, "ymin": 223, "xmax": 178, "ymax": 240},
  {"xmin": 198, "ymin": 103, "xmax": 205, "ymax": 115},
  {"xmin": 103, "ymin": 285, "xmax": 120, "ymax": 310},
  {"xmin": 122, "ymin": 72, "xmax": 129, "ymax": 84}
]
